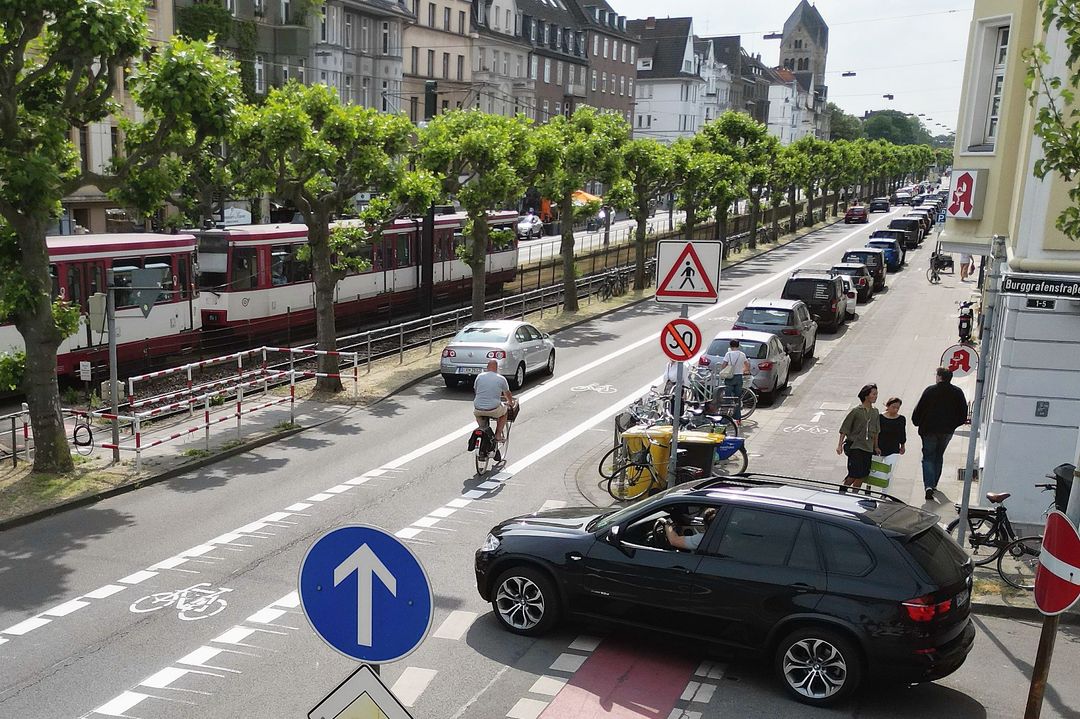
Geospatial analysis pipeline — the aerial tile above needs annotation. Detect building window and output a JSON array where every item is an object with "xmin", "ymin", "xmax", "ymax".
[
  {"xmin": 516, "ymin": 54, "xmax": 523, "ymax": 78},
  {"xmin": 593, "ymin": 34, "xmax": 598, "ymax": 57},
  {"xmin": 555, "ymin": 101, "xmax": 561, "ymax": 116},
  {"xmin": 360, "ymin": 18, "xmax": 369, "ymax": 51},
  {"xmin": 794, "ymin": 38, "xmax": 803, "ymax": 49},
  {"xmin": 444, "ymin": 6, "xmax": 451, "ymax": 31},
  {"xmin": 622, "ymin": 43, "xmax": 627, "ymax": 63},
  {"xmin": 382, "ymin": 80, "xmax": 389, "ymax": 111},
  {"xmin": 226, "ymin": 0, "xmax": 235, "ymax": 15},
  {"xmin": 457, "ymin": 54, "xmax": 464, "ymax": 81},
  {"xmin": 411, "ymin": 46, "xmax": 418, "ymax": 73},
  {"xmin": 280, "ymin": 0, "xmax": 290, "ymax": 22},
  {"xmin": 591, "ymin": 69, "xmax": 597, "ymax": 91},
  {"xmin": 543, "ymin": 58, "xmax": 550, "ymax": 83},
  {"xmin": 345, "ymin": 14, "xmax": 353, "ymax": 48},
  {"xmin": 601, "ymin": 71, "xmax": 606, "ymax": 93},
  {"xmin": 382, "ymin": 21, "xmax": 390, "ymax": 54},
  {"xmin": 506, "ymin": 10, "xmax": 511, "ymax": 32},
  {"xmin": 442, "ymin": 52, "xmax": 449, "ymax": 79},
  {"xmin": 619, "ymin": 75, "xmax": 624, "ymax": 96},
  {"xmin": 297, "ymin": 57, "xmax": 305, "ymax": 84},
  {"xmin": 502, "ymin": 51, "xmax": 508, "ymax": 75},
  {"xmin": 344, "ymin": 75, "xmax": 352, "ymax": 102},
  {"xmin": 410, "ymin": 95, "xmax": 418, "ymax": 121},
  {"xmin": 255, "ymin": 54, "xmax": 265, "ymax": 93},
  {"xmin": 427, "ymin": 49, "xmax": 435, "ymax": 76},
  {"xmin": 530, "ymin": 55, "xmax": 538, "ymax": 79},
  {"xmin": 613, "ymin": 40, "xmax": 618, "ymax": 60},
  {"xmin": 459, "ymin": 10, "xmax": 466, "ymax": 34},
  {"xmin": 361, "ymin": 76, "xmax": 368, "ymax": 105},
  {"xmin": 985, "ymin": 26, "xmax": 1009, "ymax": 142},
  {"xmin": 542, "ymin": 99, "xmax": 549, "ymax": 119},
  {"xmin": 603, "ymin": 37, "xmax": 608, "ymax": 58},
  {"xmin": 628, "ymin": 78, "xmax": 632, "ymax": 98},
  {"xmin": 428, "ymin": 2, "xmax": 435, "ymax": 26},
  {"xmin": 320, "ymin": 4, "xmax": 327, "ymax": 41},
  {"xmin": 556, "ymin": 60, "xmax": 563, "ymax": 86}
]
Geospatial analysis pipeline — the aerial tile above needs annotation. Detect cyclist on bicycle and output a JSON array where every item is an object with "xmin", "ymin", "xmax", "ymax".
[{"xmin": 474, "ymin": 360, "xmax": 515, "ymax": 442}]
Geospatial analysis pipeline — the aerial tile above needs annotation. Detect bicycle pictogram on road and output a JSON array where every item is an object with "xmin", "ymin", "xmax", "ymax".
[{"xmin": 130, "ymin": 583, "xmax": 233, "ymax": 621}]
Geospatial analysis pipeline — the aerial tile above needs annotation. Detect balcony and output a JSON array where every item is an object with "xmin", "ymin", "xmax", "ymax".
[
  {"xmin": 513, "ymin": 78, "xmax": 536, "ymax": 92},
  {"xmin": 274, "ymin": 24, "xmax": 311, "ymax": 57},
  {"xmin": 564, "ymin": 82, "xmax": 585, "ymax": 98}
]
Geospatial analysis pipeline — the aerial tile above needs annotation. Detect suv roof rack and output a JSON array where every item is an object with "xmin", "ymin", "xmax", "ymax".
[
  {"xmin": 696, "ymin": 472, "xmax": 902, "ymax": 503},
  {"xmin": 789, "ymin": 268, "xmax": 837, "ymax": 278}
]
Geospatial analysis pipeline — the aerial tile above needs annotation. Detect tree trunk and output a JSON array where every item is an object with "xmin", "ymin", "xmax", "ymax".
[
  {"xmin": 468, "ymin": 211, "xmax": 489, "ymax": 320},
  {"xmin": 804, "ymin": 184, "xmax": 815, "ymax": 227},
  {"xmin": 683, "ymin": 207, "xmax": 696, "ymax": 242},
  {"xmin": 770, "ymin": 196, "xmax": 780, "ymax": 240},
  {"xmin": 308, "ymin": 219, "xmax": 343, "ymax": 393},
  {"xmin": 560, "ymin": 195, "xmax": 578, "ymax": 312},
  {"xmin": 749, "ymin": 191, "xmax": 761, "ymax": 250},
  {"xmin": 13, "ymin": 216, "xmax": 73, "ymax": 473},
  {"xmin": 832, "ymin": 185, "xmax": 840, "ymax": 217},
  {"xmin": 633, "ymin": 202, "xmax": 649, "ymax": 291},
  {"xmin": 788, "ymin": 186, "xmax": 797, "ymax": 231}
]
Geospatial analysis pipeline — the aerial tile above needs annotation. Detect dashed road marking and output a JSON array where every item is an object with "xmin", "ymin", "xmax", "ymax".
[
  {"xmin": 528, "ymin": 675, "xmax": 568, "ymax": 696},
  {"xmin": 431, "ymin": 610, "xmax": 478, "ymax": 640},
  {"xmin": 119, "ymin": 570, "xmax": 158, "ymax": 585},
  {"xmin": 549, "ymin": 652, "xmax": 588, "ymax": 673},
  {"xmin": 390, "ymin": 667, "xmax": 438, "ymax": 707},
  {"xmin": 506, "ymin": 697, "xmax": 549, "ymax": 719},
  {"xmin": 1, "ymin": 617, "xmax": 50, "ymax": 636},
  {"xmin": 41, "ymin": 599, "xmax": 90, "ymax": 617},
  {"xmin": 91, "ymin": 690, "xmax": 150, "ymax": 717}
]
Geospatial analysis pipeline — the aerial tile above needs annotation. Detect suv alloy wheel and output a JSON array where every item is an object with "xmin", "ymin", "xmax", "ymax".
[
  {"xmin": 492, "ymin": 566, "xmax": 560, "ymax": 636},
  {"xmin": 775, "ymin": 626, "xmax": 863, "ymax": 707}
]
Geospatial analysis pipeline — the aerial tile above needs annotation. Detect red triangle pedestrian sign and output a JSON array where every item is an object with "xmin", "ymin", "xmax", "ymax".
[{"xmin": 656, "ymin": 242, "xmax": 720, "ymax": 302}]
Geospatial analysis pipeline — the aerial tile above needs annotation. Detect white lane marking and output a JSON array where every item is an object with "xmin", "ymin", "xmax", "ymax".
[
  {"xmin": 305, "ymin": 493, "xmax": 334, "ymax": 502},
  {"xmin": 490, "ymin": 471, "xmax": 513, "ymax": 481},
  {"xmin": 1, "ymin": 617, "xmax": 51, "ymax": 635},
  {"xmin": 395, "ymin": 527, "xmax": 424, "ymax": 539},
  {"xmin": 507, "ymin": 697, "xmax": 549, "ymax": 719},
  {"xmin": 447, "ymin": 498, "xmax": 472, "ymax": 508},
  {"xmin": 323, "ymin": 484, "xmax": 353, "ymax": 494},
  {"xmin": 260, "ymin": 512, "xmax": 293, "ymax": 523},
  {"xmin": 41, "ymin": 599, "xmax": 90, "ymax": 617},
  {"xmin": 83, "ymin": 585, "xmax": 127, "ymax": 600},
  {"xmin": 119, "ymin": 570, "xmax": 158, "ymax": 585},
  {"xmin": 272, "ymin": 591, "xmax": 300, "ymax": 608},
  {"xmin": 141, "ymin": 667, "xmax": 190, "ymax": 689},
  {"xmin": 679, "ymin": 681, "xmax": 717, "ymax": 703},
  {"xmin": 538, "ymin": 500, "xmax": 567, "ymax": 512},
  {"xmin": 390, "ymin": 667, "xmax": 438, "ymax": 707},
  {"xmin": 549, "ymin": 653, "xmax": 588, "ymax": 673},
  {"xmin": 429, "ymin": 507, "xmax": 458, "ymax": 518},
  {"xmin": 246, "ymin": 607, "xmax": 287, "ymax": 624},
  {"xmin": 462, "ymin": 490, "xmax": 486, "ymax": 499},
  {"xmin": 666, "ymin": 710, "xmax": 703, "ymax": 719},
  {"xmin": 413, "ymin": 517, "xmax": 441, "ymax": 528},
  {"xmin": 149, "ymin": 557, "xmax": 187, "ymax": 570},
  {"xmin": 235, "ymin": 521, "xmax": 269, "ymax": 534},
  {"xmin": 91, "ymin": 690, "xmax": 150, "ymax": 717},
  {"xmin": 528, "ymin": 675, "xmax": 568, "ymax": 696},
  {"xmin": 209, "ymin": 533, "xmax": 244, "ymax": 545},
  {"xmin": 694, "ymin": 660, "xmax": 726, "ymax": 680},
  {"xmin": 431, "ymin": 610, "xmax": 478, "ymax": 640},
  {"xmin": 180, "ymin": 545, "xmax": 215, "ymax": 558},
  {"xmin": 366, "ymin": 469, "xmax": 388, "ymax": 477},
  {"xmin": 345, "ymin": 476, "xmax": 370, "ymax": 485},
  {"xmin": 0, "ymin": 637, "xmax": 7, "ymax": 645},
  {"xmin": 284, "ymin": 502, "xmax": 313, "ymax": 512},
  {"xmin": 810, "ymin": 411, "xmax": 824, "ymax": 423},
  {"xmin": 476, "ymin": 481, "xmax": 501, "ymax": 490},
  {"xmin": 212, "ymin": 626, "xmax": 257, "ymax": 645},
  {"xmin": 567, "ymin": 634, "xmax": 603, "ymax": 652},
  {"xmin": 178, "ymin": 646, "xmax": 223, "ymax": 667}
]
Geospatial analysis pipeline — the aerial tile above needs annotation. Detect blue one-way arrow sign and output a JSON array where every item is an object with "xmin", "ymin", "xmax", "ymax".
[{"xmin": 299, "ymin": 525, "xmax": 433, "ymax": 663}]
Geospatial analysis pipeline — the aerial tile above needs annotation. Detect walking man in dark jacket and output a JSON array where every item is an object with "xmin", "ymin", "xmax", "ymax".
[{"xmin": 911, "ymin": 367, "xmax": 969, "ymax": 500}]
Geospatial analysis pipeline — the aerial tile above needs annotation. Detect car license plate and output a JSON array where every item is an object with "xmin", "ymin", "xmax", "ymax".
[
  {"xmin": 956, "ymin": 589, "xmax": 969, "ymax": 607},
  {"xmin": 456, "ymin": 367, "xmax": 481, "ymax": 375}
]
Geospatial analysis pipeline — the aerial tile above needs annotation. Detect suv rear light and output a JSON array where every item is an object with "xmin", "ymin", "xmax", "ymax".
[
  {"xmin": 902, "ymin": 595, "xmax": 953, "ymax": 622},
  {"xmin": 732, "ymin": 324, "xmax": 748, "ymax": 330},
  {"xmin": 757, "ymin": 361, "xmax": 773, "ymax": 370},
  {"xmin": 781, "ymin": 328, "xmax": 800, "ymax": 336},
  {"xmin": 698, "ymin": 356, "xmax": 711, "ymax": 366},
  {"xmin": 487, "ymin": 350, "xmax": 506, "ymax": 359},
  {"xmin": 442, "ymin": 348, "xmax": 456, "ymax": 358}
]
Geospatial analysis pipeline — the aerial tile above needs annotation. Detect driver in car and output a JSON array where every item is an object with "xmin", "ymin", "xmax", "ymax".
[{"xmin": 664, "ymin": 507, "xmax": 717, "ymax": 551}]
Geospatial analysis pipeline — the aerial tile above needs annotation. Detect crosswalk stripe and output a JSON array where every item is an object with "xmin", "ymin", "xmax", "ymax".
[{"xmin": 390, "ymin": 667, "xmax": 437, "ymax": 707}]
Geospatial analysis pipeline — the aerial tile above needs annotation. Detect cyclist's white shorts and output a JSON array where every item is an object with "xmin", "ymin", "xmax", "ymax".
[{"xmin": 474, "ymin": 404, "xmax": 507, "ymax": 419}]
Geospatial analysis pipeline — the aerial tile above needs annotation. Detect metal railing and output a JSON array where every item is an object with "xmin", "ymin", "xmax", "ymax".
[{"xmin": 0, "ymin": 405, "xmax": 30, "ymax": 468}]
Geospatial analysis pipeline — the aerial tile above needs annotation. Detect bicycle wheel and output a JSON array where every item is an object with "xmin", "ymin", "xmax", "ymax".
[
  {"xmin": 945, "ymin": 517, "xmax": 1004, "ymax": 566},
  {"xmin": 714, "ymin": 447, "xmax": 749, "ymax": 475},
  {"xmin": 998, "ymin": 535, "xmax": 1042, "ymax": 590},
  {"xmin": 606, "ymin": 464, "xmax": 655, "ymax": 501},
  {"xmin": 689, "ymin": 416, "xmax": 738, "ymax": 437},
  {"xmin": 73, "ymin": 422, "xmax": 94, "ymax": 456},
  {"xmin": 598, "ymin": 444, "xmax": 629, "ymax": 479},
  {"xmin": 926, "ymin": 266, "xmax": 940, "ymax": 284},
  {"xmin": 739, "ymin": 388, "xmax": 758, "ymax": 420}
]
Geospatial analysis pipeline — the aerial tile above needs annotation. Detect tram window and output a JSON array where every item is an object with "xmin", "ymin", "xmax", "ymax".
[
  {"xmin": 270, "ymin": 243, "xmax": 311, "ymax": 285},
  {"xmin": 396, "ymin": 235, "xmax": 411, "ymax": 267},
  {"xmin": 144, "ymin": 255, "xmax": 174, "ymax": 303},
  {"xmin": 178, "ymin": 256, "xmax": 190, "ymax": 299},
  {"xmin": 88, "ymin": 263, "xmax": 103, "ymax": 295},
  {"xmin": 111, "ymin": 260, "xmax": 138, "ymax": 307},
  {"xmin": 231, "ymin": 247, "xmax": 259, "ymax": 290},
  {"xmin": 50, "ymin": 265, "xmax": 60, "ymax": 301},
  {"xmin": 67, "ymin": 265, "xmax": 83, "ymax": 308},
  {"xmin": 372, "ymin": 242, "xmax": 385, "ymax": 272},
  {"xmin": 340, "ymin": 239, "xmax": 373, "ymax": 275},
  {"xmin": 433, "ymin": 230, "xmax": 450, "ymax": 262},
  {"xmin": 198, "ymin": 235, "xmax": 229, "ymax": 289},
  {"xmin": 451, "ymin": 232, "xmax": 465, "ymax": 259}
]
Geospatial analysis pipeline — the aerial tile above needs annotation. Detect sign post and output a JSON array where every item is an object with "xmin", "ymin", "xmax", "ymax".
[
  {"xmin": 300, "ymin": 525, "xmax": 433, "ymax": 718},
  {"xmin": 654, "ymin": 239, "xmax": 719, "ymax": 486}
]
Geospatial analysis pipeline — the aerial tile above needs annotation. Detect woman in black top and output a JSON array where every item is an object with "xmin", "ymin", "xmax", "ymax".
[{"xmin": 878, "ymin": 397, "xmax": 907, "ymax": 457}]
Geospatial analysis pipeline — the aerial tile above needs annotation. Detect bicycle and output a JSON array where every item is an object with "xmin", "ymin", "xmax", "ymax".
[
  {"xmin": 926, "ymin": 251, "xmax": 953, "ymax": 284},
  {"xmin": 471, "ymin": 401, "xmax": 517, "ymax": 475},
  {"xmin": 946, "ymin": 478, "xmax": 1059, "ymax": 589},
  {"xmin": 129, "ymin": 582, "xmax": 232, "ymax": 621}
]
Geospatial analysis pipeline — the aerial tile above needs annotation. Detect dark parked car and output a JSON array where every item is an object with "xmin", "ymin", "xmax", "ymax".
[
  {"xmin": 842, "ymin": 248, "xmax": 887, "ymax": 290},
  {"xmin": 831, "ymin": 262, "xmax": 874, "ymax": 302},
  {"xmin": 889, "ymin": 217, "xmax": 925, "ymax": 246},
  {"xmin": 475, "ymin": 474, "xmax": 975, "ymax": 707},
  {"xmin": 782, "ymin": 270, "xmax": 848, "ymax": 333},
  {"xmin": 844, "ymin": 206, "xmax": 869, "ymax": 224},
  {"xmin": 867, "ymin": 239, "xmax": 904, "ymax": 272},
  {"xmin": 870, "ymin": 228, "xmax": 914, "ymax": 254},
  {"xmin": 732, "ymin": 298, "xmax": 818, "ymax": 370},
  {"xmin": 868, "ymin": 197, "xmax": 890, "ymax": 213}
]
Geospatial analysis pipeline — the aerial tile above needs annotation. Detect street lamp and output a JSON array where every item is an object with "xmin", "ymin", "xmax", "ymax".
[
  {"xmin": 841, "ymin": 71, "xmax": 856, "ymax": 77},
  {"xmin": 882, "ymin": 93, "xmax": 894, "ymax": 100},
  {"xmin": 763, "ymin": 31, "xmax": 783, "ymax": 40}
]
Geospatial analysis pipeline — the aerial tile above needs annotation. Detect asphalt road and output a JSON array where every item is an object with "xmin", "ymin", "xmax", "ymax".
[{"xmin": 3, "ymin": 209, "xmax": 1078, "ymax": 719}]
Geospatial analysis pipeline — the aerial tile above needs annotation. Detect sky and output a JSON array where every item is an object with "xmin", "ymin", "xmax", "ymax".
[{"xmin": 611, "ymin": 0, "xmax": 975, "ymax": 135}]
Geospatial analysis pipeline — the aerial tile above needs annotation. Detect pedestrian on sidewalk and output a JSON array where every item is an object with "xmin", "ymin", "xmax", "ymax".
[
  {"xmin": 959, "ymin": 253, "xmax": 975, "ymax": 281},
  {"xmin": 717, "ymin": 340, "xmax": 751, "ymax": 425},
  {"xmin": 911, "ymin": 367, "xmax": 969, "ymax": 501},
  {"xmin": 878, "ymin": 397, "xmax": 907, "ymax": 458},
  {"xmin": 837, "ymin": 384, "xmax": 881, "ymax": 491}
]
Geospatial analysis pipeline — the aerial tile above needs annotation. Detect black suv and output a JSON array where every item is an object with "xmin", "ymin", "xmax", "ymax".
[
  {"xmin": 871, "ymin": 227, "xmax": 916, "ymax": 253},
  {"xmin": 475, "ymin": 475, "xmax": 975, "ymax": 707},
  {"xmin": 781, "ymin": 270, "xmax": 847, "ymax": 332},
  {"xmin": 831, "ymin": 262, "xmax": 874, "ymax": 302},
  {"xmin": 889, "ymin": 217, "xmax": 925, "ymax": 247},
  {"xmin": 868, "ymin": 197, "xmax": 890, "ymax": 213}
]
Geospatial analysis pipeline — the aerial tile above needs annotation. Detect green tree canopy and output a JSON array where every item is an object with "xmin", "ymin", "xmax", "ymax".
[
  {"xmin": 827, "ymin": 103, "xmax": 865, "ymax": 141},
  {"xmin": 863, "ymin": 110, "xmax": 933, "ymax": 146},
  {"xmin": 607, "ymin": 138, "xmax": 675, "ymax": 289}
]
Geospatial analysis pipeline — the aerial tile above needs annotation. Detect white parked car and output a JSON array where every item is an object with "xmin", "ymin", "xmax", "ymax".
[
  {"xmin": 838, "ymin": 275, "xmax": 858, "ymax": 320},
  {"xmin": 440, "ymin": 320, "xmax": 555, "ymax": 389},
  {"xmin": 516, "ymin": 214, "xmax": 544, "ymax": 240}
]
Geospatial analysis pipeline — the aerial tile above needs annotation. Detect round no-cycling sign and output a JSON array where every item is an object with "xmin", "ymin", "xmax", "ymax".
[{"xmin": 661, "ymin": 318, "xmax": 702, "ymax": 362}]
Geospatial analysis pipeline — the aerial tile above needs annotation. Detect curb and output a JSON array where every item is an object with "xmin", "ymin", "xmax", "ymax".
[
  {"xmin": 0, "ymin": 216, "xmax": 843, "ymax": 533},
  {"xmin": 971, "ymin": 599, "xmax": 1080, "ymax": 625}
]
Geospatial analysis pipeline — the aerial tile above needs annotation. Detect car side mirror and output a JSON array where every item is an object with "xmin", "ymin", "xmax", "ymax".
[{"xmin": 606, "ymin": 524, "xmax": 622, "ymax": 544}]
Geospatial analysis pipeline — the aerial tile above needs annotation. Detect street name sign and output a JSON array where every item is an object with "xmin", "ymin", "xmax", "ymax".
[
  {"xmin": 299, "ymin": 525, "xmax": 433, "ymax": 664},
  {"xmin": 655, "ymin": 241, "xmax": 722, "ymax": 304},
  {"xmin": 1035, "ymin": 510, "xmax": 1080, "ymax": 616},
  {"xmin": 940, "ymin": 344, "xmax": 978, "ymax": 378},
  {"xmin": 309, "ymin": 664, "xmax": 414, "ymax": 719},
  {"xmin": 1001, "ymin": 272, "xmax": 1080, "ymax": 301},
  {"xmin": 660, "ymin": 318, "xmax": 702, "ymax": 362}
]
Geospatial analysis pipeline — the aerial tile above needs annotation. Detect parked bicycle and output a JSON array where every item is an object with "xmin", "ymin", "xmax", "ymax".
[{"xmin": 927, "ymin": 251, "xmax": 954, "ymax": 284}]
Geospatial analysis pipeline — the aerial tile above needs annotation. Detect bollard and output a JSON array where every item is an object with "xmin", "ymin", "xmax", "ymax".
[
  {"xmin": 187, "ymin": 366, "xmax": 194, "ymax": 417},
  {"xmin": 237, "ymin": 381, "xmax": 243, "ymax": 439},
  {"xmin": 366, "ymin": 333, "xmax": 372, "ymax": 374},
  {"xmin": 352, "ymin": 353, "xmax": 359, "ymax": 398},
  {"xmin": 289, "ymin": 368, "xmax": 296, "ymax": 425},
  {"xmin": 399, "ymin": 324, "xmax": 404, "ymax": 364},
  {"xmin": 204, "ymin": 394, "xmax": 211, "ymax": 451},
  {"xmin": 428, "ymin": 315, "xmax": 433, "ymax": 354},
  {"xmin": 9, "ymin": 416, "xmax": 15, "ymax": 468},
  {"xmin": 134, "ymin": 414, "xmax": 142, "ymax": 472}
]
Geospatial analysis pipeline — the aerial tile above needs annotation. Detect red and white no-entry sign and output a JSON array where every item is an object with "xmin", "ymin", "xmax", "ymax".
[
  {"xmin": 1035, "ymin": 510, "xmax": 1080, "ymax": 615},
  {"xmin": 660, "ymin": 318, "xmax": 702, "ymax": 362}
]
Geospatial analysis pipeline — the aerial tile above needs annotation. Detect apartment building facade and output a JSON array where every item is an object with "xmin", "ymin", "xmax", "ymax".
[
  {"xmin": 402, "ymin": 0, "xmax": 474, "ymax": 120},
  {"xmin": 469, "ymin": 0, "xmax": 535, "ymax": 117},
  {"xmin": 567, "ymin": 0, "xmax": 637, "ymax": 126},
  {"xmin": 767, "ymin": 68, "xmax": 814, "ymax": 145},
  {"xmin": 695, "ymin": 38, "xmax": 732, "ymax": 125},
  {"xmin": 515, "ymin": 0, "xmax": 589, "ymax": 123},
  {"xmin": 627, "ymin": 17, "xmax": 704, "ymax": 142},
  {"xmin": 941, "ymin": 1, "xmax": 1080, "ymax": 524}
]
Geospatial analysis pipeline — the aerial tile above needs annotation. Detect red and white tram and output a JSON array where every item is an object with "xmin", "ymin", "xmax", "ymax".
[
  {"xmin": 0, "ymin": 233, "xmax": 200, "ymax": 377},
  {"xmin": 195, "ymin": 210, "xmax": 518, "ymax": 338}
]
